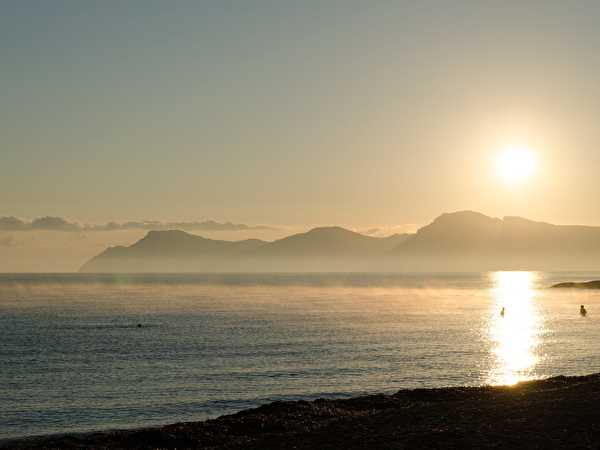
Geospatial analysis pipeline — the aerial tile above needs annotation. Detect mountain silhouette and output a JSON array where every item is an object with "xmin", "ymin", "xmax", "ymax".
[
  {"xmin": 81, "ymin": 227, "xmax": 409, "ymax": 272},
  {"xmin": 255, "ymin": 226, "xmax": 408, "ymax": 257},
  {"xmin": 396, "ymin": 211, "xmax": 503, "ymax": 253},
  {"xmin": 392, "ymin": 210, "xmax": 600, "ymax": 270},
  {"xmin": 80, "ymin": 230, "xmax": 267, "ymax": 272},
  {"xmin": 80, "ymin": 211, "xmax": 600, "ymax": 272}
]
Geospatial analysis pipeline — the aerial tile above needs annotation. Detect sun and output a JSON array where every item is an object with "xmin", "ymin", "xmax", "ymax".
[{"xmin": 495, "ymin": 145, "xmax": 537, "ymax": 186}]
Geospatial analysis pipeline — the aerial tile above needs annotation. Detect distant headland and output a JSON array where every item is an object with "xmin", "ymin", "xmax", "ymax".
[
  {"xmin": 81, "ymin": 211, "xmax": 600, "ymax": 273},
  {"xmin": 552, "ymin": 280, "xmax": 600, "ymax": 289}
]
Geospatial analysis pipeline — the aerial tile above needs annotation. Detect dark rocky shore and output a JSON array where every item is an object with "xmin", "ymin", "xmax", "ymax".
[{"xmin": 5, "ymin": 373, "xmax": 600, "ymax": 449}]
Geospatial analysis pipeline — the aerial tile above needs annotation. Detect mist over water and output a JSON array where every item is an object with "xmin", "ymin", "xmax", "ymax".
[{"xmin": 2, "ymin": 272, "xmax": 600, "ymax": 439}]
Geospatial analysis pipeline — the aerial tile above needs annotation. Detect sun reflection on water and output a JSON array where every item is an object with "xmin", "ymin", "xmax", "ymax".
[{"xmin": 487, "ymin": 271, "xmax": 543, "ymax": 385}]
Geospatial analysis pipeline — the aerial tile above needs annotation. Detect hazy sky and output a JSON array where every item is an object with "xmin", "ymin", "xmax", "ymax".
[{"xmin": 2, "ymin": 1, "xmax": 600, "ymax": 270}]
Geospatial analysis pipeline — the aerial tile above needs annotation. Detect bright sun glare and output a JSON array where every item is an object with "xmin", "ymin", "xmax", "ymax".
[
  {"xmin": 488, "ymin": 271, "xmax": 542, "ymax": 386},
  {"xmin": 495, "ymin": 145, "xmax": 537, "ymax": 186}
]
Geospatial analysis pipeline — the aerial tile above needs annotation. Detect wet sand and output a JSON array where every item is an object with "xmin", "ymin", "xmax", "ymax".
[{"xmin": 4, "ymin": 373, "xmax": 600, "ymax": 449}]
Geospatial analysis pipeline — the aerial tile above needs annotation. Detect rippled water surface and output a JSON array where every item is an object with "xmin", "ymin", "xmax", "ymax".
[{"xmin": 2, "ymin": 272, "xmax": 600, "ymax": 439}]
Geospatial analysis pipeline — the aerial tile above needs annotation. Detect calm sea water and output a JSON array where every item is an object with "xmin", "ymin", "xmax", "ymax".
[{"xmin": 2, "ymin": 272, "xmax": 600, "ymax": 439}]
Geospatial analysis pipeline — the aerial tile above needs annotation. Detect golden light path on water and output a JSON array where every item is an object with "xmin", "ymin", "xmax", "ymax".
[{"xmin": 487, "ymin": 271, "xmax": 544, "ymax": 385}]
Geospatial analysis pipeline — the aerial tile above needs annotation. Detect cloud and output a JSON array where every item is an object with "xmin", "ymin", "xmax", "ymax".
[
  {"xmin": 0, "ymin": 217, "xmax": 28, "ymax": 231},
  {"xmin": 31, "ymin": 216, "xmax": 81, "ymax": 232},
  {"xmin": 360, "ymin": 224, "xmax": 418, "ymax": 237},
  {"xmin": 0, "ymin": 216, "xmax": 80, "ymax": 231},
  {"xmin": 86, "ymin": 220, "xmax": 275, "ymax": 232},
  {"xmin": 0, "ymin": 216, "xmax": 276, "ymax": 232}
]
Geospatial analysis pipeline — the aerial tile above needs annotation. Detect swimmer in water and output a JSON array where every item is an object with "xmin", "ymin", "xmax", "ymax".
[
  {"xmin": 500, "ymin": 307, "xmax": 505, "ymax": 317},
  {"xmin": 580, "ymin": 305, "xmax": 587, "ymax": 316}
]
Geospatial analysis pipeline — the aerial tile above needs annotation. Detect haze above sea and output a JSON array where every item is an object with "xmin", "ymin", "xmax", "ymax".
[{"xmin": 2, "ymin": 272, "xmax": 600, "ymax": 440}]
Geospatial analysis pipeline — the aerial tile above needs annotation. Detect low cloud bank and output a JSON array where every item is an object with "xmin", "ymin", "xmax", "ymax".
[
  {"xmin": 360, "ymin": 224, "xmax": 418, "ymax": 237},
  {"xmin": 0, "ymin": 216, "xmax": 275, "ymax": 232}
]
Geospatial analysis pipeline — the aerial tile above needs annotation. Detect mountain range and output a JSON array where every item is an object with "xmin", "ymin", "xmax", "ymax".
[{"xmin": 80, "ymin": 211, "xmax": 600, "ymax": 272}]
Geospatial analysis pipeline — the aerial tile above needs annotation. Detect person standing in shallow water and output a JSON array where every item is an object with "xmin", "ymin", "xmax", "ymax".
[{"xmin": 580, "ymin": 305, "xmax": 587, "ymax": 316}]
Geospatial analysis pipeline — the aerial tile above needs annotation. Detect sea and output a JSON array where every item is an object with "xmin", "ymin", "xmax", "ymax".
[{"xmin": 2, "ymin": 271, "xmax": 600, "ymax": 440}]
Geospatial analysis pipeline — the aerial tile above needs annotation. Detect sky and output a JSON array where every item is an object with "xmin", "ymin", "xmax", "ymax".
[{"xmin": 2, "ymin": 1, "xmax": 600, "ymax": 270}]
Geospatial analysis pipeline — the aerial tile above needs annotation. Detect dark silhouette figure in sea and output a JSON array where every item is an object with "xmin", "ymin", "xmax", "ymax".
[
  {"xmin": 500, "ymin": 307, "xmax": 505, "ymax": 317},
  {"xmin": 137, "ymin": 323, "xmax": 143, "ymax": 328},
  {"xmin": 580, "ymin": 305, "xmax": 587, "ymax": 316}
]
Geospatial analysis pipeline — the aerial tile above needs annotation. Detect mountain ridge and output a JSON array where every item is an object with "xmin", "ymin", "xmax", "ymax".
[
  {"xmin": 80, "ymin": 211, "xmax": 600, "ymax": 272},
  {"xmin": 80, "ymin": 225, "xmax": 409, "ymax": 272}
]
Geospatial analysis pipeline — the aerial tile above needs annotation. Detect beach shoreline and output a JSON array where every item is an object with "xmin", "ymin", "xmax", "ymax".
[{"xmin": 4, "ymin": 373, "xmax": 600, "ymax": 449}]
